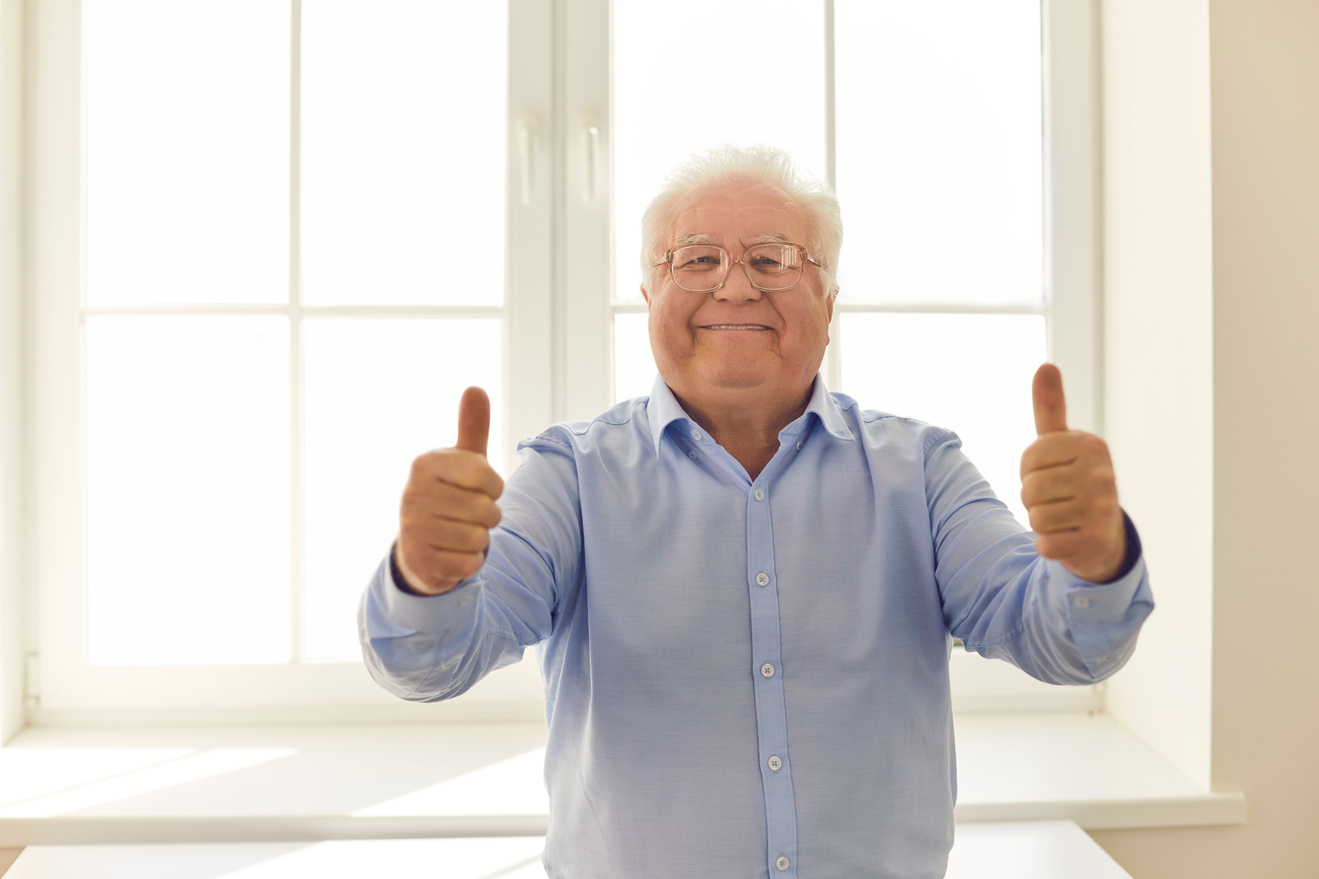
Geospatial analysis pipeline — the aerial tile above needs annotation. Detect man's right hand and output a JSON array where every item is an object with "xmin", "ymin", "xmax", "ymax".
[{"xmin": 396, "ymin": 387, "xmax": 504, "ymax": 595}]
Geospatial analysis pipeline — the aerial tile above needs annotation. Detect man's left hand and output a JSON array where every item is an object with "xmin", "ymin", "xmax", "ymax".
[{"xmin": 1020, "ymin": 363, "xmax": 1127, "ymax": 583}]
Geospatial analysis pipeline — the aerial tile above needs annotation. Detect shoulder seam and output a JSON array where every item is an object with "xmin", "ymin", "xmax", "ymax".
[
  {"xmin": 527, "ymin": 434, "xmax": 573, "ymax": 451},
  {"xmin": 570, "ymin": 414, "xmax": 632, "ymax": 435}
]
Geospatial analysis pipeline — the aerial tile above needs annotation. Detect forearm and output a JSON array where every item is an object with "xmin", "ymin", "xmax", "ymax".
[
  {"xmin": 929, "ymin": 432, "xmax": 1154, "ymax": 684},
  {"xmin": 358, "ymin": 549, "xmax": 522, "ymax": 702},
  {"xmin": 955, "ymin": 528, "xmax": 1153, "ymax": 685}
]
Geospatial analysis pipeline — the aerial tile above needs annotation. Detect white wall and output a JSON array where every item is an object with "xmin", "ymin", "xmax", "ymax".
[
  {"xmin": 1093, "ymin": 0, "xmax": 1319, "ymax": 875},
  {"xmin": 1099, "ymin": 0, "xmax": 1215, "ymax": 791}
]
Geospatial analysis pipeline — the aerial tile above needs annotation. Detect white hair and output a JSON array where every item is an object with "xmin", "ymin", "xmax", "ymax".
[{"xmin": 639, "ymin": 144, "xmax": 843, "ymax": 302}]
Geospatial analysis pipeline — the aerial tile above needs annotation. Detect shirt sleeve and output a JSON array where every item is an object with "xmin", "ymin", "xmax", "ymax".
[
  {"xmin": 923, "ymin": 427, "xmax": 1155, "ymax": 685},
  {"xmin": 357, "ymin": 433, "xmax": 584, "ymax": 702}
]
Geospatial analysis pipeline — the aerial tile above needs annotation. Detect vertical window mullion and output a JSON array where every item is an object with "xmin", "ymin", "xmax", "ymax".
[
  {"xmin": 562, "ymin": 0, "xmax": 611, "ymax": 423},
  {"xmin": 505, "ymin": 0, "xmax": 555, "ymax": 455},
  {"xmin": 822, "ymin": 0, "xmax": 842, "ymax": 392},
  {"xmin": 288, "ymin": 0, "xmax": 304, "ymax": 664},
  {"xmin": 1041, "ymin": 0, "xmax": 1101, "ymax": 434}
]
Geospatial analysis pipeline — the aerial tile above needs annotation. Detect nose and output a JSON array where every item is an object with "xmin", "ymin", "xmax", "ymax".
[{"xmin": 711, "ymin": 257, "xmax": 763, "ymax": 302}]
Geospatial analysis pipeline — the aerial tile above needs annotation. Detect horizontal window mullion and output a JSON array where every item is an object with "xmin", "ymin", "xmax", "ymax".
[
  {"xmin": 81, "ymin": 304, "xmax": 508, "ymax": 319},
  {"xmin": 835, "ymin": 302, "xmax": 1047, "ymax": 316}
]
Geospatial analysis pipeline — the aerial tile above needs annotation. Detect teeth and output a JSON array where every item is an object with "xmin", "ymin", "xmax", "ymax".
[{"xmin": 704, "ymin": 324, "xmax": 768, "ymax": 330}]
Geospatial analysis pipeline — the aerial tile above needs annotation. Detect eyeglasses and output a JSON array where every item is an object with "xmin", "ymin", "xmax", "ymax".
[{"xmin": 652, "ymin": 243, "xmax": 822, "ymax": 293}]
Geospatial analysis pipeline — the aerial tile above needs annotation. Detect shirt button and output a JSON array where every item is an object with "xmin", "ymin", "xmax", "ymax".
[
  {"xmin": 688, "ymin": 450, "xmax": 698, "ymax": 460},
  {"xmin": 796, "ymin": 441, "xmax": 803, "ymax": 450},
  {"xmin": 768, "ymin": 756, "xmax": 782, "ymax": 771},
  {"xmin": 1074, "ymin": 595, "xmax": 1092, "ymax": 608},
  {"xmin": 760, "ymin": 663, "xmax": 775, "ymax": 678},
  {"xmin": 754, "ymin": 488, "xmax": 765, "ymax": 501},
  {"xmin": 776, "ymin": 856, "xmax": 790, "ymax": 871},
  {"xmin": 690, "ymin": 428, "xmax": 702, "ymax": 440},
  {"xmin": 755, "ymin": 572, "xmax": 769, "ymax": 586}
]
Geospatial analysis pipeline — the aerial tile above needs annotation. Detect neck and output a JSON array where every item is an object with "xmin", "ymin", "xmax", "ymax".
[{"xmin": 675, "ymin": 384, "xmax": 814, "ymax": 480}]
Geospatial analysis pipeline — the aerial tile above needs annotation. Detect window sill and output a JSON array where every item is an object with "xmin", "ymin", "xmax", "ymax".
[
  {"xmin": 0, "ymin": 711, "xmax": 1243, "ymax": 848},
  {"xmin": 5, "ymin": 822, "xmax": 1140, "ymax": 878}
]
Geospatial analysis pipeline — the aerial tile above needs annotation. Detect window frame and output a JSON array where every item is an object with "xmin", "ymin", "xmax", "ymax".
[{"xmin": 16, "ymin": 0, "xmax": 1102, "ymax": 726}]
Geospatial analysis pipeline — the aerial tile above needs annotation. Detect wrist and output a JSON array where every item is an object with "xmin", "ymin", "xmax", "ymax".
[
  {"xmin": 1067, "ymin": 511, "xmax": 1140, "ymax": 584},
  {"xmin": 391, "ymin": 542, "xmax": 441, "ymax": 597}
]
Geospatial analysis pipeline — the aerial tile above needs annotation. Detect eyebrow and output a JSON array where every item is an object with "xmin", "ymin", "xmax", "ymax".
[{"xmin": 672, "ymin": 233, "xmax": 793, "ymax": 246}]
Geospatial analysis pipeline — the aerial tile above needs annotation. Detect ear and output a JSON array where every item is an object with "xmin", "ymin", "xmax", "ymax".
[
  {"xmin": 826, "ymin": 290, "xmax": 835, "ymax": 323},
  {"xmin": 640, "ymin": 283, "xmax": 651, "ymax": 306}
]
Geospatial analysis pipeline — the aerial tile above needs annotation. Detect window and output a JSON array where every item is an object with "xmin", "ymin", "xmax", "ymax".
[{"xmin": 24, "ymin": 0, "xmax": 1099, "ymax": 722}]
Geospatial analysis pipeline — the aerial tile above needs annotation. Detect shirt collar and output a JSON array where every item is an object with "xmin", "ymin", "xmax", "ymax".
[
  {"xmin": 800, "ymin": 374, "xmax": 856, "ymax": 443},
  {"xmin": 646, "ymin": 374, "xmax": 855, "ymax": 458}
]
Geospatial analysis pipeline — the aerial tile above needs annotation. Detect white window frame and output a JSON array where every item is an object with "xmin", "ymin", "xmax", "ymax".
[{"xmin": 15, "ymin": 0, "xmax": 1101, "ymax": 727}]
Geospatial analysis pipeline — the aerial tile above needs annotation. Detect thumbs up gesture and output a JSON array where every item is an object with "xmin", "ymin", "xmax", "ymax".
[
  {"xmin": 1020, "ymin": 364, "xmax": 1128, "ymax": 583},
  {"xmin": 396, "ymin": 387, "xmax": 505, "ymax": 595}
]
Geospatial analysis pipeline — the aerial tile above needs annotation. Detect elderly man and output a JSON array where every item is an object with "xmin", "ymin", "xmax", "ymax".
[{"xmin": 360, "ymin": 146, "xmax": 1152, "ymax": 878}]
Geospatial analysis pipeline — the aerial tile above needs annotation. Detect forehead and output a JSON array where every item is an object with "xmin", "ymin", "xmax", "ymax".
[{"xmin": 666, "ymin": 180, "xmax": 808, "ymax": 244}]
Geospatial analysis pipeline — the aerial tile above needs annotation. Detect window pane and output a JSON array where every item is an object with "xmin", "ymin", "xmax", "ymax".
[
  {"xmin": 613, "ymin": 313, "xmax": 655, "ymax": 403},
  {"xmin": 302, "ymin": 318, "xmax": 503, "ymax": 660},
  {"xmin": 834, "ymin": 0, "xmax": 1042, "ymax": 306},
  {"xmin": 837, "ymin": 313, "xmax": 1045, "ymax": 526},
  {"xmin": 613, "ymin": 0, "xmax": 827, "ymax": 305},
  {"xmin": 85, "ymin": 1, "xmax": 290, "ymax": 307},
  {"xmin": 301, "ymin": 1, "xmax": 508, "ymax": 307},
  {"xmin": 85, "ymin": 316, "xmax": 291, "ymax": 665}
]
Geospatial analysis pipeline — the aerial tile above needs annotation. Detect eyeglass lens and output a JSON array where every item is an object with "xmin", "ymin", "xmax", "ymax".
[{"xmin": 670, "ymin": 244, "xmax": 803, "ymax": 292}]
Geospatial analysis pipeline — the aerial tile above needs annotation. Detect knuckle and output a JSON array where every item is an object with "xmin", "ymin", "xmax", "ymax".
[
  {"xmin": 399, "ymin": 487, "xmax": 424, "ymax": 516},
  {"xmin": 458, "ymin": 524, "xmax": 490, "ymax": 553},
  {"xmin": 434, "ymin": 554, "xmax": 465, "ymax": 580},
  {"xmin": 409, "ymin": 453, "xmax": 434, "ymax": 482}
]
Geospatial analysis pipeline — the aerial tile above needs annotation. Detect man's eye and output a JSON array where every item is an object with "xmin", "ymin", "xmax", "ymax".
[
  {"xmin": 749, "ymin": 256, "xmax": 785, "ymax": 271},
  {"xmin": 678, "ymin": 255, "xmax": 721, "ymax": 271}
]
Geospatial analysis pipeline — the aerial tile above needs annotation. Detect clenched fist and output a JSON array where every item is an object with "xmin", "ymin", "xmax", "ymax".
[
  {"xmin": 396, "ymin": 387, "xmax": 504, "ymax": 595},
  {"xmin": 1020, "ymin": 364, "xmax": 1127, "ymax": 583}
]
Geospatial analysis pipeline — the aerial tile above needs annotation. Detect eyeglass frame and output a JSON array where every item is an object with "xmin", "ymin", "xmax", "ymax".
[{"xmin": 651, "ymin": 242, "xmax": 824, "ymax": 293}]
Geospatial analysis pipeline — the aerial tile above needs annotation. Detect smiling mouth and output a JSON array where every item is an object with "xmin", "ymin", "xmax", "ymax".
[{"xmin": 701, "ymin": 324, "xmax": 770, "ymax": 330}]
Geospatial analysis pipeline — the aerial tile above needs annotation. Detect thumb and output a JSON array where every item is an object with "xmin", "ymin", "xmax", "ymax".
[
  {"xmin": 455, "ymin": 386, "xmax": 491, "ymax": 457},
  {"xmin": 1032, "ymin": 363, "xmax": 1068, "ymax": 435}
]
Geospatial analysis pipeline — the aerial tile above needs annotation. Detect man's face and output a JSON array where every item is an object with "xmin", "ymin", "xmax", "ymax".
[{"xmin": 641, "ymin": 180, "xmax": 833, "ymax": 417}]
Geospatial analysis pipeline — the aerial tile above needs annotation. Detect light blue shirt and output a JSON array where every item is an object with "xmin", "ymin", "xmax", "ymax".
[{"xmin": 360, "ymin": 376, "xmax": 1153, "ymax": 879}]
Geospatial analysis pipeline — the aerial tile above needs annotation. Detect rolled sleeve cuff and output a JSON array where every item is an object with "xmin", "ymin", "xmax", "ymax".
[
  {"xmin": 1057, "ymin": 514, "xmax": 1155, "ymax": 678},
  {"xmin": 378, "ymin": 544, "xmax": 486, "ymax": 638}
]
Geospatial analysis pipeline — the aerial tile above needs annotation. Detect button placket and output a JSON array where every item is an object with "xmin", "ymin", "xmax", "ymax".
[{"xmin": 745, "ymin": 464, "xmax": 797, "ymax": 875}]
